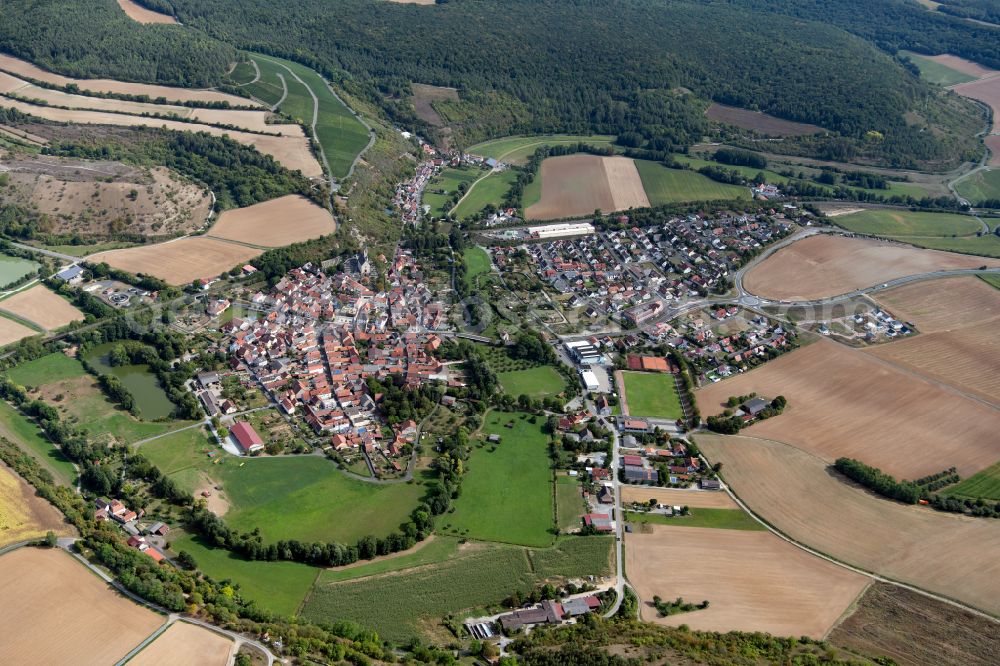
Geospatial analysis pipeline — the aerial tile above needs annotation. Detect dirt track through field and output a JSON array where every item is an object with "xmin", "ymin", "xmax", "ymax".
[
  {"xmin": 0, "ymin": 285, "xmax": 83, "ymax": 330},
  {"xmin": 89, "ymin": 237, "xmax": 262, "ymax": 285},
  {"xmin": 698, "ymin": 434, "xmax": 1000, "ymax": 617},
  {"xmin": 0, "ymin": 96, "xmax": 321, "ymax": 176},
  {"xmin": 129, "ymin": 622, "xmax": 234, "ymax": 666},
  {"xmin": 116, "ymin": 0, "xmax": 178, "ymax": 24},
  {"xmin": 0, "ymin": 53, "xmax": 256, "ymax": 108},
  {"xmin": 0, "ymin": 548, "xmax": 162, "ymax": 665},
  {"xmin": 696, "ymin": 339, "xmax": 1000, "ymax": 478},
  {"xmin": 743, "ymin": 234, "xmax": 1000, "ymax": 300},
  {"xmin": 526, "ymin": 155, "xmax": 648, "ymax": 220},
  {"xmin": 207, "ymin": 194, "xmax": 335, "ymax": 246},
  {"xmin": 626, "ymin": 525, "xmax": 869, "ymax": 638}
]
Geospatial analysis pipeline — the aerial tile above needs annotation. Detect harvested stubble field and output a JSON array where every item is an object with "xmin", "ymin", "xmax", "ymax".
[
  {"xmin": 89, "ymin": 237, "xmax": 262, "ymax": 285},
  {"xmin": 0, "ymin": 160, "xmax": 211, "ymax": 238},
  {"xmin": 953, "ymin": 75, "xmax": 1000, "ymax": 132},
  {"xmin": 129, "ymin": 622, "xmax": 233, "ymax": 666},
  {"xmin": 0, "ymin": 548, "xmax": 162, "ymax": 665},
  {"xmin": 743, "ymin": 234, "xmax": 1000, "ymax": 300},
  {"xmin": 0, "ymin": 53, "xmax": 256, "ymax": 108},
  {"xmin": 626, "ymin": 525, "xmax": 869, "ymax": 638},
  {"xmin": 525, "ymin": 154, "xmax": 649, "ymax": 220},
  {"xmin": 116, "ymin": 0, "xmax": 178, "ymax": 24},
  {"xmin": 207, "ymin": 194, "xmax": 335, "ymax": 246},
  {"xmin": 696, "ymin": 340, "xmax": 1000, "ymax": 479},
  {"xmin": 829, "ymin": 583, "xmax": 1000, "ymax": 666},
  {"xmin": 706, "ymin": 103, "xmax": 825, "ymax": 136},
  {"xmin": 0, "ymin": 71, "xmax": 295, "ymax": 134},
  {"xmin": 620, "ymin": 486, "xmax": 737, "ymax": 509},
  {"xmin": 0, "ymin": 97, "xmax": 321, "ymax": 177},
  {"xmin": 0, "ymin": 316, "xmax": 37, "ymax": 347},
  {"xmin": 0, "ymin": 460, "xmax": 70, "ymax": 547},
  {"xmin": 869, "ymin": 278, "xmax": 1000, "ymax": 405},
  {"xmin": 0, "ymin": 285, "xmax": 83, "ymax": 330},
  {"xmin": 698, "ymin": 434, "xmax": 1000, "ymax": 616}
]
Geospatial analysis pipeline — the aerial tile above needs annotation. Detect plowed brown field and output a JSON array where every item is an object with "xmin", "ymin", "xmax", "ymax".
[
  {"xmin": 626, "ymin": 525, "xmax": 869, "ymax": 638},
  {"xmin": 986, "ymin": 136, "xmax": 1000, "ymax": 167},
  {"xmin": 0, "ymin": 53, "xmax": 256, "ymax": 108},
  {"xmin": 116, "ymin": 0, "xmax": 178, "ymax": 24},
  {"xmin": 525, "ymin": 155, "xmax": 649, "ymax": 220},
  {"xmin": 698, "ymin": 434, "xmax": 1000, "ymax": 616},
  {"xmin": 869, "ymin": 277, "xmax": 1000, "ymax": 405},
  {"xmin": 620, "ymin": 486, "xmax": 737, "ymax": 509},
  {"xmin": 743, "ymin": 234, "xmax": 1000, "ymax": 300},
  {"xmin": 89, "ymin": 237, "xmax": 262, "ymax": 285},
  {"xmin": 207, "ymin": 195, "xmax": 335, "ymax": 246},
  {"xmin": 923, "ymin": 54, "xmax": 997, "ymax": 79},
  {"xmin": 696, "ymin": 340, "xmax": 1000, "ymax": 478},
  {"xmin": 0, "ymin": 548, "xmax": 162, "ymax": 665},
  {"xmin": 953, "ymin": 76, "xmax": 1000, "ymax": 132},
  {"xmin": 0, "ymin": 97, "xmax": 320, "ymax": 176},
  {"xmin": 129, "ymin": 622, "xmax": 233, "ymax": 666},
  {"xmin": 0, "ymin": 285, "xmax": 83, "ymax": 331}
]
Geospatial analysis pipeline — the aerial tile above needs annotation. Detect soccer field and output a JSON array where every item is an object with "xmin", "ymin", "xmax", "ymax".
[{"xmin": 621, "ymin": 371, "xmax": 683, "ymax": 419}]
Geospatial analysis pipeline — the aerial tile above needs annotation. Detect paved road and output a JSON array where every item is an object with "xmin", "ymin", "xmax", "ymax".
[
  {"xmin": 603, "ymin": 425, "xmax": 626, "ymax": 618},
  {"xmin": 9, "ymin": 240, "xmax": 80, "ymax": 262}
]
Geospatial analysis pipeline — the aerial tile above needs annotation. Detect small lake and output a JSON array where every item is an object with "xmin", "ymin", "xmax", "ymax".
[
  {"xmin": 0, "ymin": 253, "xmax": 40, "ymax": 286},
  {"xmin": 85, "ymin": 341, "xmax": 176, "ymax": 420}
]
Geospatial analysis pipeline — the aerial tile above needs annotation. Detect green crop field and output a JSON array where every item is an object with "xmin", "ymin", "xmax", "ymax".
[
  {"xmin": 954, "ymin": 168, "xmax": 1000, "ymax": 205},
  {"xmin": 441, "ymin": 411, "xmax": 555, "ymax": 547},
  {"xmin": 621, "ymin": 371, "xmax": 683, "ymax": 419},
  {"xmin": 0, "ymin": 400, "xmax": 76, "ymax": 486},
  {"xmin": 452, "ymin": 168, "xmax": 518, "ymax": 219},
  {"xmin": 555, "ymin": 474, "xmax": 585, "ymax": 532},
  {"xmin": 211, "ymin": 456, "xmax": 424, "ymax": 545},
  {"xmin": 833, "ymin": 209, "xmax": 981, "ymax": 237},
  {"xmin": 170, "ymin": 532, "xmax": 318, "ymax": 618},
  {"xmin": 902, "ymin": 51, "xmax": 976, "ymax": 86},
  {"xmin": 463, "ymin": 246, "xmax": 491, "ymax": 289},
  {"xmin": 423, "ymin": 167, "xmax": 485, "ymax": 217},
  {"xmin": 0, "ymin": 254, "xmax": 39, "ymax": 286},
  {"xmin": 635, "ymin": 160, "xmax": 749, "ymax": 204},
  {"xmin": 497, "ymin": 365, "xmax": 565, "ymax": 399},
  {"xmin": 241, "ymin": 56, "xmax": 288, "ymax": 107},
  {"xmin": 625, "ymin": 508, "xmax": 763, "ymax": 531},
  {"xmin": 898, "ymin": 234, "xmax": 1000, "ymax": 258},
  {"xmin": 942, "ymin": 460, "xmax": 1000, "ymax": 501},
  {"xmin": 301, "ymin": 536, "xmax": 611, "ymax": 642},
  {"xmin": 6, "ymin": 352, "xmax": 85, "ymax": 387},
  {"xmin": 979, "ymin": 273, "xmax": 1000, "ymax": 289},
  {"xmin": 675, "ymin": 154, "xmax": 790, "ymax": 185},
  {"xmin": 468, "ymin": 135, "xmax": 616, "ymax": 165},
  {"xmin": 227, "ymin": 60, "xmax": 258, "ymax": 86}
]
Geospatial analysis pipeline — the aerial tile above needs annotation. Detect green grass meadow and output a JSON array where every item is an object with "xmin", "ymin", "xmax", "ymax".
[
  {"xmin": 0, "ymin": 254, "xmax": 40, "ymax": 286},
  {"xmin": 621, "ymin": 371, "xmax": 683, "ymax": 419},
  {"xmin": 6, "ymin": 353, "xmax": 84, "ymax": 387},
  {"xmin": 452, "ymin": 168, "xmax": 518, "ymax": 219},
  {"xmin": 467, "ymin": 134, "xmax": 616, "ymax": 165},
  {"xmin": 954, "ymin": 168, "xmax": 1000, "ymax": 205},
  {"xmin": 942, "ymin": 460, "xmax": 1000, "ymax": 501},
  {"xmin": 497, "ymin": 365, "xmax": 566, "ymax": 399},
  {"xmin": 0, "ymin": 399, "xmax": 76, "ymax": 486},
  {"xmin": 463, "ymin": 246, "xmax": 491, "ymax": 289},
  {"xmin": 635, "ymin": 160, "xmax": 750, "ymax": 205},
  {"xmin": 833, "ymin": 209, "xmax": 981, "ymax": 237},
  {"xmin": 423, "ymin": 166, "xmax": 484, "ymax": 217},
  {"xmin": 442, "ymin": 411, "xmax": 555, "ymax": 547},
  {"xmin": 902, "ymin": 51, "xmax": 977, "ymax": 86},
  {"xmin": 555, "ymin": 474, "xmax": 585, "ymax": 532},
  {"xmin": 625, "ymin": 508, "xmax": 763, "ymax": 531}
]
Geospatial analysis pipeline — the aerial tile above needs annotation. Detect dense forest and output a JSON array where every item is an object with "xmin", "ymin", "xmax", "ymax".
[
  {"xmin": 936, "ymin": 0, "xmax": 1000, "ymax": 26},
  {"xmin": 0, "ymin": 0, "xmax": 232, "ymax": 86},
  {"xmin": 47, "ymin": 0, "xmax": 971, "ymax": 166}
]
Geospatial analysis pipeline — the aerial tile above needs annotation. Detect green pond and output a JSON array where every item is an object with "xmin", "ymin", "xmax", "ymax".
[
  {"xmin": 84, "ymin": 341, "xmax": 175, "ymax": 420},
  {"xmin": 0, "ymin": 254, "xmax": 40, "ymax": 286}
]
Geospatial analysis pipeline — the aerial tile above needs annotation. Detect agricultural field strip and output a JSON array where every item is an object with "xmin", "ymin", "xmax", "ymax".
[
  {"xmin": 699, "ymin": 435, "xmax": 1000, "ymax": 624},
  {"xmin": 0, "ymin": 70, "xmax": 300, "ymax": 136}
]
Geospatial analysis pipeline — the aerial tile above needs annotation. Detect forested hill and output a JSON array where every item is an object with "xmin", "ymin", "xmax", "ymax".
[
  {"xmin": 0, "ymin": 0, "xmax": 233, "ymax": 87},
  {"xmin": 158, "ymin": 0, "xmax": 973, "ymax": 163}
]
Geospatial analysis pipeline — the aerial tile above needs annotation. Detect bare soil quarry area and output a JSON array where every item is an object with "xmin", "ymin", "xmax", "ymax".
[
  {"xmin": 626, "ymin": 524, "xmax": 869, "ymax": 638},
  {"xmin": 526, "ymin": 154, "xmax": 649, "ymax": 220},
  {"xmin": 743, "ymin": 234, "xmax": 1000, "ymax": 300},
  {"xmin": 698, "ymin": 434, "xmax": 1000, "ymax": 617},
  {"xmin": 0, "ymin": 157, "xmax": 211, "ymax": 238},
  {"xmin": 696, "ymin": 339, "xmax": 1000, "ymax": 479},
  {"xmin": 89, "ymin": 237, "xmax": 262, "ymax": 285},
  {"xmin": 207, "ymin": 194, "xmax": 335, "ymax": 247},
  {"xmin": 0, "ymin": 548, "xmax": 162, "ymax": 665},
  {"xmin": 0, "ymin": 53, "xmax": 256, "ymax": 108}
]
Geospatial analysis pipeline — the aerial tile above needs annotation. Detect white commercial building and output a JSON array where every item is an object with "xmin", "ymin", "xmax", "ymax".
[{"xmin": 580, "ymin": 369, "xmax": 600, "ymax": 392}]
